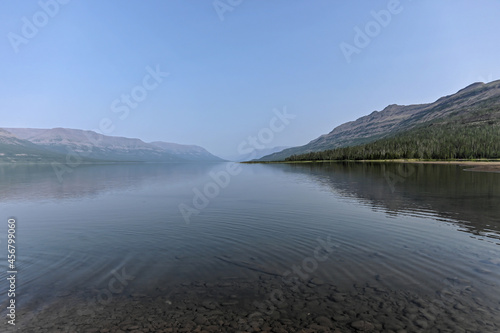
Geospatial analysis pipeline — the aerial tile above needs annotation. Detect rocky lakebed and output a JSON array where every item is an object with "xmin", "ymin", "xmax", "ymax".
[{"xmin": 6, "ymin": 271, "xmax": 500, "ymax": 333}]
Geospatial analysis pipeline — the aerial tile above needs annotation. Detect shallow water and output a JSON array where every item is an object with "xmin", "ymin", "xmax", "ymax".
[{"xmin": 0, "ymin": 162, "xmax": 499, "ymax": 332}]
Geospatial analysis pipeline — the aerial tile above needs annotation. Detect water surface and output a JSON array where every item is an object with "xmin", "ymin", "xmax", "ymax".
[{"xmin": 1, "ymin": 162, "xmax": 499, "ymax": 332}]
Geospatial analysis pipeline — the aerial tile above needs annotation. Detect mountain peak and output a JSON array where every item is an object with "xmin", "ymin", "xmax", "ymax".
[
  {"xmin": 456, "ymin": 82, "xmax": 485, "ymax": 94},
  {"xmin": 259, "ymin": 80, "xmax": 500, "ymax": 161}
]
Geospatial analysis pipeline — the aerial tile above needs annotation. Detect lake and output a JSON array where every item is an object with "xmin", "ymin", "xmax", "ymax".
[{"xmin": 1, "ymin": 162, "xmax": 499, "ymax": 332}]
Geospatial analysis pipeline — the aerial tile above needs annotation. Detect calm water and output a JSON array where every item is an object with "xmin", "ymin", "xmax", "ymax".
[{"xmin": 1, "ymin": 162, "xmax": 499, "ymax": 331}]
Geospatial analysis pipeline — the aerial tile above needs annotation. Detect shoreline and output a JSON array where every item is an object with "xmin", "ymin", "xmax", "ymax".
[{"xmin": 244, "ymin": 159, "xmax": 500, "ymax": 173}]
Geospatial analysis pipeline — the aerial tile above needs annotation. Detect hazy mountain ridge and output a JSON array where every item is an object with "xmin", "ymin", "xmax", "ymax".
[
  {"xmin": 1, "ymin": 128, "xmax": 223, "ymax": 163},
  {"xmin": 223, "ymin": 146, "xmax": 291, "ymax": 162},
  {"xmin": 0, "ymin": 128, "xmax": 79, "ymax": 163},
  {"xmin": 259, "ymin": 80, "xmax": 500, "ymax": 161},
  {"xmin": 150, "ymin": 141, "xmax": 225, "ymax": 162}
]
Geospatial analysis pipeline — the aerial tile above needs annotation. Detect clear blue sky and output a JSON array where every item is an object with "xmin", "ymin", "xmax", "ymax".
[{"xmin": 1, "ymin": 0, "xmax": 499, "ymax": 158}]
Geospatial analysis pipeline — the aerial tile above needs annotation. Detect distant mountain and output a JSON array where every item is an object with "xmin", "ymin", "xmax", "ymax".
[
  {"xmin": 149, "ymin": 141, "xmax": 224, "ymax": 162},
  {"xmin": 0, "ymin": 128, "xmax": 71, "ymax": 163},
  {"xmin": 224, "ymin": 146, "xmax": 291, "ymax": 162},
  {"xmin": 2, "ymin": 128, "xmax": 223, "ymax": 163},
  {"xmin": 249, "ymin": 146, "xmax": 291, "ymax": 161},
  {"xmin": 259, "ymin": 80, "xmax": 500, "ymax": 161}
]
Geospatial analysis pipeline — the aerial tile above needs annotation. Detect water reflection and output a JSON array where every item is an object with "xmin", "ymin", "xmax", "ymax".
[
  {"xmin": 270, "ymin": 162, "xmax": 500, "ymax": 242},
  {"xmin": 2, "ymin": 162, "xmax": 499, "ymax": 242},
  {"xmin": 1, "ymin": 162, "xmax": 499, "ymax": 332},
  {"xmin": 0, "ymin": 162, "xmax": 220, "ymax": 202}
]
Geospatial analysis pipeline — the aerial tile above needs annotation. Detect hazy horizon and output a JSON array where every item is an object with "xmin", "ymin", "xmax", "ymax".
[{"xmin": 2, "ymin": 0, "xmax": 500, "ymax": 157}]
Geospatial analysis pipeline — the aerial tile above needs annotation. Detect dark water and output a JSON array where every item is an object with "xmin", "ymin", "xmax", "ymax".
[{"xmin": 0, "ymin": 162, "xmax": 499, "ymax": 332}]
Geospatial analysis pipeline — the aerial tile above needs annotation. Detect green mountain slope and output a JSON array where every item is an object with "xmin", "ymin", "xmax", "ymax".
[
  {"xmin": 285, "ymin": 122, "xmax": 500, "ymax": 161},
  {"xmin": 259, "ymin": 80, "xmax": 500, "ymax": 161}
]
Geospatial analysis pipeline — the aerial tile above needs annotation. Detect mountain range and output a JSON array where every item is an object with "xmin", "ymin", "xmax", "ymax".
[
  {"xmin": 259, "ymin": 80, "xmax": 500, "ymax": 161},
  {"xmin": 0, "ymin": 128, "xmax": 223, "ymax": 163},
  {"xmin": 3, "ymin": 80, "xmax": 499, "ymax": 164},
  {"xmin": 223, "ymin": 146, "xmax": 291, "ymax": 162}
]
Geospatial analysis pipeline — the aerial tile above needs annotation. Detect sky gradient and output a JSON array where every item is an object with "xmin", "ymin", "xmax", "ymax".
[{"xmin": 1, "ymin": 0, "xmax": 500, "ymax": 158}]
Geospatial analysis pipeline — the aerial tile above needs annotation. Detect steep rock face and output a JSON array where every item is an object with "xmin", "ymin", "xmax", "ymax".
[{"xmin": 259, "ymin": 80, "xmax": 500, "ymax": 161}]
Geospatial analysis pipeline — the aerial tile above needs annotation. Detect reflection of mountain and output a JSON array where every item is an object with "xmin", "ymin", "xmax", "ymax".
[
  {"xmin": 271, "ymin": 162, "xmax": 500, "ymax": 241},
  {"xmin": 0, "ymin": 163, "xmax": 218, "ymax": 202}
]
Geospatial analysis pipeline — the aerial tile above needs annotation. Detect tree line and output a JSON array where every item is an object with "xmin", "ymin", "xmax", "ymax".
[{"xmin": 285, "ymin": 123, "xmax": 500, "ymax": 161}]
